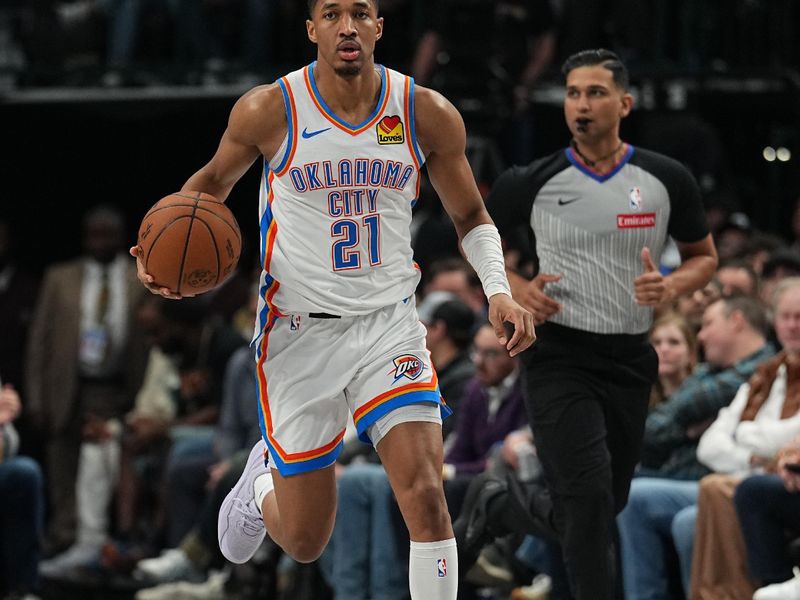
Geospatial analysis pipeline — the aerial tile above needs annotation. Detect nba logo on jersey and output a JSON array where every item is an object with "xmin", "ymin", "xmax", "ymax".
[
  {"xmin": 437, "ymin": 558, "xmax": 447, "ymax": 577},
  {"xmin": 377, "ymin": 115, "xmax": 404, "ymax": 145},
  {"xmin": 629, "ymin": 187, "xmax": 643, "ymax": 211},
  {"xmin": 389, "ymin": 354, "xmax": 424, "ymax": 383},
  {"xmin": 290, "ymin": 315, "xmax": 301, "ymax": 331}
]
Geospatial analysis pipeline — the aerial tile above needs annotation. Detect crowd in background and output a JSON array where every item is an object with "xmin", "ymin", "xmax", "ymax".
[
  {"xmin": 0, "ymin": 0, "xmax": 797, "ymax": 90},
  {"xmin": 4, "ymin": 186, "xmax": 800, "ymax": 600},
  {"xmin": 0, "ymin": 1, "xmax": 799, "ymax": 600}
]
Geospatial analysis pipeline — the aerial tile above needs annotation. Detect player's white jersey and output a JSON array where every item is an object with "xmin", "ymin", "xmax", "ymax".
[{"xmin": 254, "ymin": 63, "xmax": 425, "ymax": 340}]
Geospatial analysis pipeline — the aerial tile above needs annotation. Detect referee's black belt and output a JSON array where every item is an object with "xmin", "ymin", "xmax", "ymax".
[{"xmin": 309, "ymin": 312, "xmax": 341, "ymax": 319}]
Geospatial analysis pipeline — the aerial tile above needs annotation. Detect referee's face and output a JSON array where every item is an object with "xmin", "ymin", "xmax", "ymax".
[{"xmin": 564, "ymin": 66, "xmax": 632, "ymax": 143}]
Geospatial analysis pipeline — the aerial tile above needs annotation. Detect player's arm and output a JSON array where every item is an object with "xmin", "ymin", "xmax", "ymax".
[
  {"xmin": 131, "ymin": 85, "xmax": 287, "ymax": 298},
  {"xmin": 415, "ymin": 86, "xmax": 535, "ymax": 355},
  {"xmin": 181, "ymin": 84, "xmax": 288, "ymax": 201}
]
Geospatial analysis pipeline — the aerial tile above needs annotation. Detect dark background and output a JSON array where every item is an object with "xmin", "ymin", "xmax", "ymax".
[{"xmin": 3, "ymin": 74, "xmax": 797, "ymax": 271}]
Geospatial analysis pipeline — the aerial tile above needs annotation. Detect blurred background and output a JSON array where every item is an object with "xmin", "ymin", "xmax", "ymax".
[
  {"xmin": 0, "ymin": 0, "xmax": 797, "ymax": 270},
  {"xmin": 1, "ymin": 2, "xmax": 800, "ymax": 599}
]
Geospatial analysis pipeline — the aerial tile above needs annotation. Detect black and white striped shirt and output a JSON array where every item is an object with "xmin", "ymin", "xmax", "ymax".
[{"xmin": 486, "ymin": 145, "xmax": 709, "ymax": 334}]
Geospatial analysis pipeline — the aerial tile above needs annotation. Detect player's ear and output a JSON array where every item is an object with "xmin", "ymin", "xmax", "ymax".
[
  {"xmin": 620, "ymin": 92, "xmax": 633, "ymax": 119},
  {"xmin": 306, "ymin": 19, "xmax": 317, "ymax": 44},
  {"xmin": 375, "ymin": 16, "xmax": 384, "ymax": 41}
]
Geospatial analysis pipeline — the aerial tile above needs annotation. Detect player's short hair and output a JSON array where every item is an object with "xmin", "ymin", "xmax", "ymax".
[
  {"xmin": 561, "ymin": 48, "xmax": 629, "ymax": 91},
  {"xmin": 307, "ymin": 0, "xmax": 379, "ymax": 16}
]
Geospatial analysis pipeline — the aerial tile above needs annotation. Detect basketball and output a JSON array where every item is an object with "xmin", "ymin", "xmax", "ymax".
[{"xmin": 137, "ymin": 191, "xmax": 241, "ymax": 296}]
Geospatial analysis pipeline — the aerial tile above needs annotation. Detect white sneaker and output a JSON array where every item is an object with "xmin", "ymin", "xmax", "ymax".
[
  {"xmin": 39, "ymin": 542, "xmax": 102, "ymax": 578},
  {"xmin": 217, "ymin": 439, "xmax": 269, "ymax": 564},
  {"xmin": 754, "ymin": 567, "xmax": 800, "ymax": 600},
  {"xmin": 134, "ymin": 548, "xmax": 202, "ymax": 583}
]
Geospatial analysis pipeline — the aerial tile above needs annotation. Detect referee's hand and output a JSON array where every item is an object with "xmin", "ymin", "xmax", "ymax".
[
  {"xmin": 508, "ymin": 271, "xmax": 562, "ymax": 325},
  {"xmin": 634, "ymin": 247, "xmax": 669, "ymax": 306},
  {"xmin": 488, "ymin": 293, "xmax": 536, "ymax": 357}
]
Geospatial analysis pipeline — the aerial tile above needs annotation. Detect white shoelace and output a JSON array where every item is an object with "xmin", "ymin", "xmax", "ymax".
[{"xmin": 232, "ymin": 499, "xmax": 264, "ymax": 537}]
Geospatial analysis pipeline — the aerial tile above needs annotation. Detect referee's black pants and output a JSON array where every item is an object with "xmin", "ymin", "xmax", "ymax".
[{"xmin": 521, "ymin": 322, "xmax": 657, "ymax": 600}]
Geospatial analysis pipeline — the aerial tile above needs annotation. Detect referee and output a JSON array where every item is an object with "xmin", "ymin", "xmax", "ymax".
[{"xmin": 475, "ymin": 49, "xmax": 718, "ymax": 599}]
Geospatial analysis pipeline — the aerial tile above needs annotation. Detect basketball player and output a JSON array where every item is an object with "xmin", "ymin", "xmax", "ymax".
[
  {"xmin": 130, "ymin": 1, "xmax": 534, "ymax": 598},
  {"xmin": 455, "ymin": 49, "xmax": 718, "ymax": 599}
]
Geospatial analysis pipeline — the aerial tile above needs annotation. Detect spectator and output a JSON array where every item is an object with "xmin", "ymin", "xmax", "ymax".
[
  {"xmin": 745, "ymin": 232, "xmax": 786, "ymax": 277},
  {"xmin": 418, "ymin": 292, "xmax": 477, "ymax": 441},
  {"xmin": 421, "ymin": 258, "xmax": 486, "ymax": 317},
  {"xmin": 716, "ymin": 259, "xmax": 759, "ymax": 297},
  {"xmin": 0, "ymin": 382, "xmax": 44, "ymax": 599},
  {"xmin": 113, "ymin": 297, "xmax": 245, "ymax": 555},
  {"xmin": 25, "ymin": 205, "xmax": 147, "ymax": 557},
  {"xmin": 412, "ymin": 0, "xmax": 556, "ymax": 165},
  {"xmin": 675, "ymin": 277, "xmax": 722, "ymax": 335},
  {"xmin": 736, "ymin": 435, "xmax": 800, "ymax": 599},
  {"xmin": 648, "ymin": 312, "xmax": 698, "ymax": 410},
  {"xmin": 131, "ymin": 344, "xmax": 261, "ymax": 594},
  {"xmin": 690, "ymin": 278, "xmax": 800, "ymax": 598},
  {"xmin": 760, "ymin": 250, "xmax": 800, "ymax": 311},
  {"xmin": 715, "ymin": 212, "xmax": 753, "ymax": 261},
  {"xmin": 618, "ymin": 294, "xmax": 775, "ymax": 599},
  {"xmin": 165, "ymin": 0, "xmax": 277, "ymax": 85}
]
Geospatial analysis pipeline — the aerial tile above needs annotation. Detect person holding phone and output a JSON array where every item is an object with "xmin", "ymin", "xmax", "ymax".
[{"xmin": 735, "ymin": 436, "xmax": 800, "ymax": 599}]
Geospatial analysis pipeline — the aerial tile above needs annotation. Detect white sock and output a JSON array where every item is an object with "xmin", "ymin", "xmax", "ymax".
[
  {"xmin": 409, "ymin": 538, "xmax": 458, "ymax": 600},
  {"xmin": 253, "ymin": 472, "xmax": 274, "ymax": 516}
]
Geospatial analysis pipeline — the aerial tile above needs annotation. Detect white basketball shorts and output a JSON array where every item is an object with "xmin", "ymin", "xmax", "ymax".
[{"xmin": 253, "ymin": 297, "xmax": 451, "ymax": 476}]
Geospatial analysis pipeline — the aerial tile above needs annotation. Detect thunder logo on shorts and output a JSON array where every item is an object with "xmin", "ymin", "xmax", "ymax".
[{"xmin": 389, "ymin": 354, "xmax": 425, "ymax": 383}]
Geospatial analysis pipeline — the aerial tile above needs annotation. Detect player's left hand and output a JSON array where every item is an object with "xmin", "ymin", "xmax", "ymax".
[
  {"xmin": 634, "ymin": 247, "xmax": 673, "ymax": 306},
  {"xmin": 488, "ymin": 293, "xmax": 535, "ymax": 357}
]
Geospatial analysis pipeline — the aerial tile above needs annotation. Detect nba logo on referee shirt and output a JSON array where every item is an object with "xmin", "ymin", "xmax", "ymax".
[
  {"xmin": 629, "ymin": 187, "xmax": 642, "ymax": 210},
  {"xmin": 437, "ymin": 558, "xmax": 447, "ymax": 577}
]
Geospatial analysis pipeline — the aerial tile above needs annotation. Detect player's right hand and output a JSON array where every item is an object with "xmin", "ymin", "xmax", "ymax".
[
  {"xmin": 129, "ymin": 245, "xmax": 183, "ymax": 300},
  {"xmin": 509, "ymin": 271, "xmax": 562, "ymax": 325}
]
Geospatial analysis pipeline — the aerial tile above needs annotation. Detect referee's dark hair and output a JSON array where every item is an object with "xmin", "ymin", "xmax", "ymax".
[
  {"xmin": 561, "ymin": 48, "xmax": 629, "ymax": 91},
  {"xmin": 717, "ymin": 294, "xmax": 768, "ymax": 338},
  {"xmin": 307, "ymin": 0, "xmax": 379, "ymax": 15}
]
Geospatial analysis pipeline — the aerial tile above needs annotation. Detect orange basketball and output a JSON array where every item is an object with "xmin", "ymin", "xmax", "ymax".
[{"xmin": 137, "ymin": 191, "xmax": 241, "ymax": 296}]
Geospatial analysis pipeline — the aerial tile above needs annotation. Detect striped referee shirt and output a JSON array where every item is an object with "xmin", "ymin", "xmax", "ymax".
[{"xmin": 486, "ymin": 145, "xmax": 709, "ymax": 334}]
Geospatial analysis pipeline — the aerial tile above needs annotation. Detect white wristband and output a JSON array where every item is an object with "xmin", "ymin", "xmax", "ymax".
[{"xmin": 461, "ymin": 223, "xmax": 512, "ymax": 299}]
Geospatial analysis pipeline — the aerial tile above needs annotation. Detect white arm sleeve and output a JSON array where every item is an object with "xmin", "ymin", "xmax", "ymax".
[{"xmin": 461, "ymin": 223, "xmax": 512, "ymax": 299}]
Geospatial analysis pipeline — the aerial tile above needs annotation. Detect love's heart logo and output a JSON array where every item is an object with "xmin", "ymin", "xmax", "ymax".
[{"xmin": 379, "ymin": 115, "xmax": 401, "ymax": 133}]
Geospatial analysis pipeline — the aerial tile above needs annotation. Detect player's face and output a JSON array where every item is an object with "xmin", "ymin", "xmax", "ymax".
[
  {"xmin": 564, "ymin": 65, "xmax": 632, "ymax": 142},
  {"xmin": 307, "ymin": 0, "xmax": 383, "ymax": 78}
]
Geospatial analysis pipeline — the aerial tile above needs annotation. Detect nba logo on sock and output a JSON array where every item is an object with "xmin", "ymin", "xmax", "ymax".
[{"xmin": 437, "ymin": 558, "xmax": 447, "ymax": 577}]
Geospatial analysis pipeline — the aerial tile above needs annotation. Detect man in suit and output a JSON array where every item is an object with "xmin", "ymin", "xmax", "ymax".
[{"xmin": 25, "ymin": 205, "xmax": 147, "ymax": 557}]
